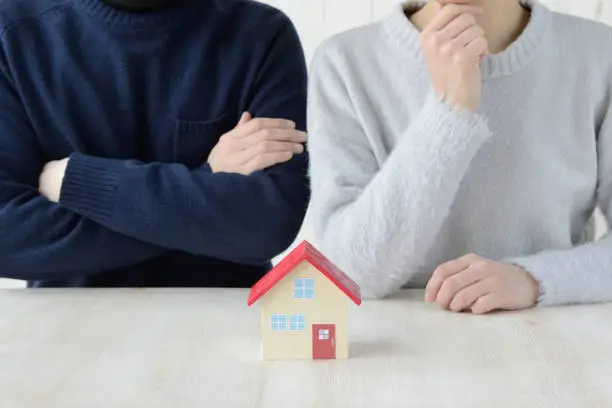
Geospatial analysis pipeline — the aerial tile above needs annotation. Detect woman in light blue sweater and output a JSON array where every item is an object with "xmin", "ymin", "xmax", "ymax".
[{"xmin": 307, "ymin": 0, "xmax": 612, "ymax": 313}]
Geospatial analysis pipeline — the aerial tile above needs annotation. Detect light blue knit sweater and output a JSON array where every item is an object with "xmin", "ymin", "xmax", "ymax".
[{"xmin": 307, "ymin": 0, "xmax": 612, "ymax": 306}]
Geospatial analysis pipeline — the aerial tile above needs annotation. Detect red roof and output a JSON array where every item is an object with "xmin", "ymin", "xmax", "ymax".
[{"xmin": 247, "ymin": 241, "xmax": 362, "ymax": 306}]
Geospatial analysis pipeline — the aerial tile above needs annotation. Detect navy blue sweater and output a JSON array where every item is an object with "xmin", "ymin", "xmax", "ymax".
[{"xmin": 0, "ymin": 0, "xmax": 309, "ymax": 287}]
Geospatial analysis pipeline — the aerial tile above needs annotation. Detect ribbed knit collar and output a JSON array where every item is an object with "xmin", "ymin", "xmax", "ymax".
[
  {"xmin": 74, "ymin": 0, "xmax": 199, "ymax": 29},
  {"xmin": 383, "ymin": 0, "xmax": 553, "ymax": 79}
]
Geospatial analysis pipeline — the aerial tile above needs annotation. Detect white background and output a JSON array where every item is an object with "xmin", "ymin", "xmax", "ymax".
[
  {"xmin": 265, "ymin": 0, "xmax": 612, "ymax": 63},
  {"xmin": 1, "ymin": 0, "xmax": 610, "ymax": 288}
]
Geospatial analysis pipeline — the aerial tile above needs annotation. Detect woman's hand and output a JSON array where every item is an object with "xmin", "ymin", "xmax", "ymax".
[
  {"xmin": 420, "ymin": 3, "xmax": 488, "ymax": 111},
  {"xmin": 425, "ymin": 254, "xmax": 540, "ymax": 314}
]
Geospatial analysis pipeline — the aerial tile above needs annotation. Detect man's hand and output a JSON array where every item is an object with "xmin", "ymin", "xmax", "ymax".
[
  {"xmin": 208, "ymin": 112, "xmax": 307, "ymax": 175},
  {"xmin": 425, "ymin": 254, "xmax": 540, "ymax": 314},
  {"xmin": 38, "ymin": 158, "xmax": 69, "ymax": 203}
]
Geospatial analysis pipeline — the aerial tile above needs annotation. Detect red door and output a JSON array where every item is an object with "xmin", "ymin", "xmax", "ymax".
[{"xmin": 312, "ymin": 324, "xmax": 336, "ymax": 360}]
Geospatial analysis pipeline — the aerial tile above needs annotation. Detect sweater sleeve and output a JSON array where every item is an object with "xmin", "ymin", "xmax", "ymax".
[
  {"xmin": 0, "ymin": 61, "xmax": 166, "ymax": 281},
  {"xmin": 507, "ymin": 94, "xmax": 612, "ymax": 307},
  {"xmin": 307, "ymin": 43, "xmax": 492, "ymax": 299},
  {"xmin": 58, "ymin": 14, "xmax": 309, "ymax": 265}
]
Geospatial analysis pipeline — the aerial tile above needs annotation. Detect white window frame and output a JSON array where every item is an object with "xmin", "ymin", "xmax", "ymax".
[
  {"xmin": 289, "ymin": 314, "xmax": 306, "ymax": 331},
  {"xmin": 270, "ymin": 313, "xmax": 288, "ymax": 331},
  {"xmin": 294, "ymin": 278, "xmax": 315, "ymax": 299}
]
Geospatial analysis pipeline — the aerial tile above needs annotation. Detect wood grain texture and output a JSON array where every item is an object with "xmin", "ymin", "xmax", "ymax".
[{"xmin": 0, "ymin": 289, "xmax": 611, "ymax": 407}]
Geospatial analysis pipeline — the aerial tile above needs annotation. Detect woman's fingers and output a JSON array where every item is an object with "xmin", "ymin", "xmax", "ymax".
[
  {"xmin": 436, "ymin": 0, "xmax": 474, "ymax": 4},
  {"xmin": 436, "ymin": 13, "xmax": 478, "ymax": 43},
  {"xmin": 435, "ymin": 264, "xmax": 488, "ymax": 310},
  {"xmin": 448, "ymin": 279, "xmax": 495, "ymax": 312},
  {"xmin": 471, "ymin": 293, "xmax": 501, "ymax": 315},
  {"xmin": 424, "ymin": 3, "xmax": 483, "ymax": 33},
  {"xmin": 463, "ymin": 36, "xmax": 489, "ymax": 59},
  {"xmin": 449, "ymin": 24, "xmax": 485, "ymax": 48},
  {"xmin": 425, "ymin": 253, "xmax": 482, "ymax": 302}
]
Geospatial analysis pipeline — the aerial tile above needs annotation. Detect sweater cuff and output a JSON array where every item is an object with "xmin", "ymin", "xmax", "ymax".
[
  {"xmin": 60, "ymin": 153, "xmax": 122, "ymax": 224},
  {"xmin": 423, "ymin": 92, "xmax": 491, "ymax": 142},
  {"xmin": 505, "ymin": 253, "xmax": 576, "ymax": 307},
  {"xmin": 399, "ymin": 92, "xmax": 492, "ymax": 162}
]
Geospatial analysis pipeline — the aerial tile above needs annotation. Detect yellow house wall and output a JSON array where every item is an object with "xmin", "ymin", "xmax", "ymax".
[{"xmin": 260, "ymin": 261, "xmax": 349, "ymax": 360}]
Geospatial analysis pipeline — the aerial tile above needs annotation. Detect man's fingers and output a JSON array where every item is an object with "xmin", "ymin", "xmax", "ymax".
[
  {"xmin": 448, "ymin": 279, "xmax": 494, "ymax": 313},
  {"xmin": 235, "ymin": 137, "xmax": 303, "ymax": 165},
  {"xmin": 471, "ymin": 293, "xmax": 500, "ymax": 315},
  {"xmin": 232, "ymin": 118, "xmax": 296, "ymax": 138},
  {"xmin": 232, "ymin": 128, "xmax": 306, "ymax": 150},
  {"xmin": 425, "ymin": 253, "xmax": 481, "ymax": 302},
  {"xmin": 243, "ymin": 151, "xmax": 294, "ymax": 174},
  {"xmin": 223, "ymin": 124, "xmax": 306, "ymax": 174},
  {"xmin": 425, "ymin": 4, "xmax": 483, "ymax": 33},
  {"xmin": 435, "ymin": 264, "xmax": 487, "ymax": 310},
  {"xmin": 249, "ymin": 129, "xmax": 307, "ymax": 144},
  {"xmin": 239, "ymin": 140, "xmax": 303, "ymax": 161},
  {"xmin": 235, "ymin": 112, "xmax": 252, "ymax": 128}
]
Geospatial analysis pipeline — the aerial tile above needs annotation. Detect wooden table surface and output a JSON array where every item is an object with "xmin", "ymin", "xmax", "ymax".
[{"xmin": 0, "ymin": 289, "xmax": 610, "ymax": 408}]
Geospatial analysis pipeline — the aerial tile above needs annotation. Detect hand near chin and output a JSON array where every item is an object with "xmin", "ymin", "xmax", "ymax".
[{"xmin": 420, "ymin": 1, "xmax": 488, "ymax": 111}]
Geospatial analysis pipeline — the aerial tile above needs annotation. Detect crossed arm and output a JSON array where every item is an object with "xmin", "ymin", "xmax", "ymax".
[{"xmin": 0, "ymin": 14, "xmax": 309, "ymax": 281}]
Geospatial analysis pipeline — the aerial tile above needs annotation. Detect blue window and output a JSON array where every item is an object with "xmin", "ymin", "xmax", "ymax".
[
  {"xmin": 289, "ymin": 314, "xmax": 306, "ymax": 331},
  {"xmin": 294, "ymin": 278, "xmax": 314, "ymax": 299},
  {"xmin": 270, "ymin": 314, "xmax": 288, "ymax": 331}
]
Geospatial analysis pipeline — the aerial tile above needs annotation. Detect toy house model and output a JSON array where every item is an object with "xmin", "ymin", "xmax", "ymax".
[{"xmin": 248, "ymin": 241, "xmax": 361, "ymax": 360}]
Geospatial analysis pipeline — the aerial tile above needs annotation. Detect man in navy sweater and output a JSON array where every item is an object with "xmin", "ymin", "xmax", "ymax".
[{"xmin": 0, "ymin": 0, "xmax": 310, "ymax": 287}]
